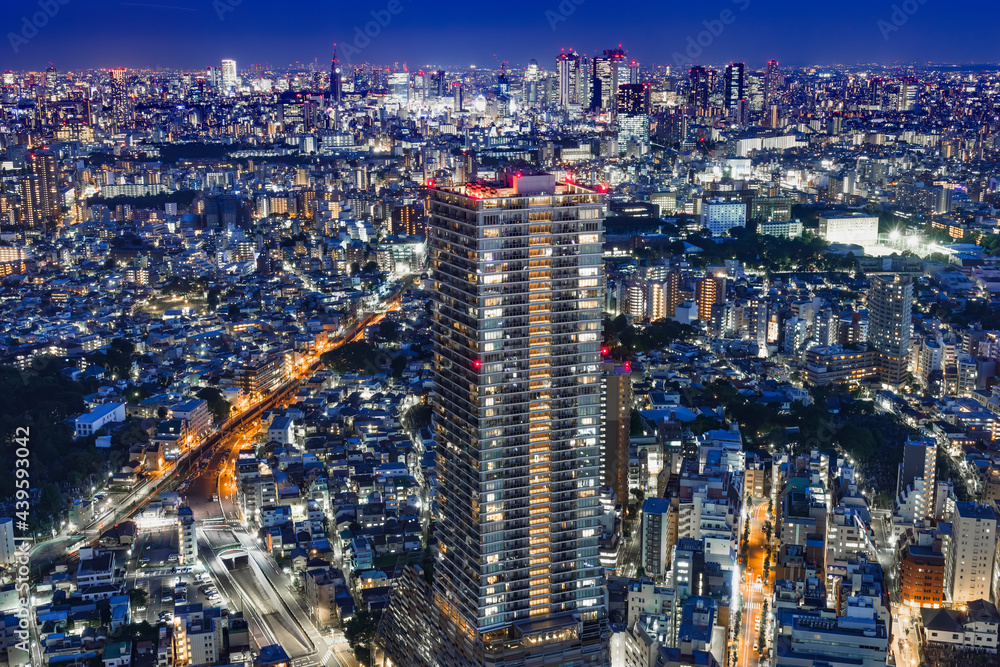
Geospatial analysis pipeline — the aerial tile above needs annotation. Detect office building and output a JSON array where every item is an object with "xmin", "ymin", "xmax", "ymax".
[
  {"xmin": 868, "ymin": 275, "xmax": 913, "ymax": 385},
  {"xmin": 723, "ymin": 63, "xmax": 745, "ymax": 120},
  {"xmin": 592, "ymin": 48, "xmax": 626, "ymax": 114},
  {"xmin": 379, "ymin": 171, "xmax": 609, "ymax": 665},
  {"xmin": 774, "ymin": 608, "xmax": 888, "ymax": 667},
  {"xmin": 817, "ymin": 212, "xmax": 879, "ymax": 245},
  {"xmin": 221, "ymin": 59, "xmax": 238, "ymax": 91},
  {"xmin": 701, "ymin": 198, "xmax": 746, "ymax": 236},
  {"xmin": 109, "ymin": 67, "xmax": 131, "ymax": 130},
  {"xmin": 601, "ymin": 362, "xmax": 633, "ymax": 505},
  {"xmin": 695, "ymin": 274, "xmax": 726, "ymax": 322},
  {"xmin": 688, "ymin": 66, "xmax": 710, "ymax": 112},
  {"xmin": 556, "ymin": 51, "xmax": 581, "ymax": 106},
  {"xmin": 452, "ymin": 81, "xmax": 463, "ymax": 111}
]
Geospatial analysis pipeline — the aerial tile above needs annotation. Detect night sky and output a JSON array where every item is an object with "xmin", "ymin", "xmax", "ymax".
[{"xmin": 3, "ymin": 0, "xmax": 998, "ymax": 72}]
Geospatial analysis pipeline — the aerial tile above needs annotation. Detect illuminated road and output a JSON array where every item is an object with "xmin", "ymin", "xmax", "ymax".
[{"xmin": 738, "ymin": 502, "xmax": 771, "ymax": 667}]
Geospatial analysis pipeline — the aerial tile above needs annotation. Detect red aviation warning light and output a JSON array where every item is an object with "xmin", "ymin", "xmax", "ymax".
[
  {"xmin": 624, "ymin": 361, "xmax": 632, "ymax": 372},
  {"xmin": 601, "ymin": 346, "xmax": 610, "ymax": 357},
  {"xmin": 426, "ymin": 179, "xmax": 434, "ymax": 187},
  {"xmin": 473, "ymin": 359, "xmax": 481, "ymax": 370}
]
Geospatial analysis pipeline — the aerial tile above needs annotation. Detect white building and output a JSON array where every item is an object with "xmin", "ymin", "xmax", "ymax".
[
  {"xmin": 950, "ymin": 502, "xmax": 998, "ymax": 604},
  {"xmin": 220, "ymin": 59, "xmax": 238, "ymax": 91},
  {"xmin": 177, "ymin": 507, "xmax": 197, "ymax": 566},
  {"xmin": 701, "ymin": 198, "xmax": 746, "ymax": 237},
  {"xmin": 818, "ymin": 212, "xmax": 879, "ymax": 245},
  {"xmin": 75, "ymin": 402, "xmax": 126, "ymax": 439},
  {"xmin": 0, "ymin": 518, "xmax": 14, "ymax": 566}
]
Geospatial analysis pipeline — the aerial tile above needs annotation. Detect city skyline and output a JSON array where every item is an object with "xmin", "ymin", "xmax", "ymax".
[{"xmin": 3, "ymin": 0, "xmax": 1000, "ymax": 70}]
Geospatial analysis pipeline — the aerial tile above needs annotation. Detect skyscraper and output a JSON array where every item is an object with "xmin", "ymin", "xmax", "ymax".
[
  {"xmin": 556, "ymin": 50, "xmax": 581, "ymax": 106},
  {"xmin": 601, "ymin": 362, "xmax": 632, "ymax": 505},
  {"xmin": 724, "ymin": 62, "xmax": 745, "ymax": 120},
  {"xmin": 763, "ymin": 59, "xmax": 779, "ymax": 109},
  {"xmin": 329, "ymin": 47, "xmax": 342, "ymax": 103},
  {"xmin": 379, "ymin": 171, "xmax": 610, "ymax": 665},
  {"xmin": 17, "ymin": 175, "xmax": 45, "ymax": 228},
  {"xmin": 452, "ymin": 81, "xmax": 463, "ymax": 111},
  {"xmin": 221, "ymin": 59, "xmax": 238, "ymax": 92},
  {"xmin": 591, "ymin": 48, "xmax": 625, "ymax": 114},
  {"xmin": 524, "ymin": 60, "xmax": 540, "ymax": 106},
  {"xmin": 868, "ymin": 275, "xmax": 913, "ymax": 385},
  {"xmin": 688, "ymin": 66, "xmax": 710, "ymax": 113},
  {"xmin": 30, "ymin": 147, "xmax": 58, "ymax": 220},
  {"xmin": 109, "ymin": 67, "xmax": 130, "ymax": 130}
]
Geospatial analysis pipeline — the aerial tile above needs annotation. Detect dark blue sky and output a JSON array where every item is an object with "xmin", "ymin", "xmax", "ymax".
[{"xmin": 3, "ymin": 0, "xmax": 998, "ymax": 72}]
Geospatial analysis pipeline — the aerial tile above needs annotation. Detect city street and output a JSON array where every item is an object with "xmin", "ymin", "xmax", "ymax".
[{"xmin": 738, "ymin": 501, "xmax": 772, "ymax": 667}]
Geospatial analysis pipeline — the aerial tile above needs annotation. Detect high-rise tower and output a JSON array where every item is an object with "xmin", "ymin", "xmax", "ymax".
[
  {"xmin": 724, "ymin": 62, "xmax": 745, "ymax": 120},
  {"xmin": 379, "ymin": 171, "xmax": 610, "ymax": 666},
  {"xmin": 329, "ymin": 47, "xmax": 342, "ymax": 103},
  {"xmin": 29, "ymin": 147, "xmax": 58, "ymax": 221},
  {"xmin": 109, "ymin": 68, "xmax": 130, "ymax": 131},
  {"xmin": 868, "ymin": 274, "xmax": 913, "ymax": 385},
  {"xmin": 763, "ymin": 59, "xmax": 779, "ymax": 109},
  {"xmin": 556, "ymin": 50, "xmax": 581, "ymax": 106},
  {"xmin": 221, "ymin": 59, "xmax": 238, "ymax": 92},
  {"xmin": 689, "ymin": 66, "xmax": 711, "ymax": 113}
]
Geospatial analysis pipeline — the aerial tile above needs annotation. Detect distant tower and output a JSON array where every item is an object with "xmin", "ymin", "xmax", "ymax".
[
  {"xmin": 556, "ymin": 50, "xmax": 581, "ymax": 106},
  {"xmin": 452, "ymin": 81, "xmax": 463, "ymax": 112},
  {"xmin": 763, "ymin": 59, "xmax": 779, "ymax": 108},
  {"xmin": 221, "ymin": 59, "xmax": 237, "ymax": 92},
  {"xmin": 109, "ymin": 68, "xmax": 131, "ymax": 131},
  {"xmin": 629, "ymin": 59, "xmax": 639, "ymax": 85},
  {"xmin": 329, "ymin": 47, "xmax": 342, "ymax": 104},
  {"xmin": 724, "ymin": 63, "xmax": 745, "ymax": 120},
  {"xmin": 29, "ymin": 147, "xmax": 58, "ymax": 221},
  {"xmin": 688, "ymin": 66, "xmax": 710, "ymax": 112}
]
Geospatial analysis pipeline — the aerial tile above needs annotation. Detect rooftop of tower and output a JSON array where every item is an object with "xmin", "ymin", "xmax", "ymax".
[{"xmin": 428, "ymin": 170, "xmax": 602, "ymax": 199}]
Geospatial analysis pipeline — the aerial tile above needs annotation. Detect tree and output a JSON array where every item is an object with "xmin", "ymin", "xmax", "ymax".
[
  {"xmin": 321, "ymin": 342, "xmax": 384, "ymax": 374},
  {"xmin": 128, "ymin": 587, "xmax": 148, "ymax": 609},
  {"xmin": 390, "ymin": 355, "xmax": 407, "ymax": 379},
  {"xmin": 378, "ymin": 319, "xmax": 400, "ymax": 343},
  {"xmin": 757, "ymin": 601, "xmax": 769, "ymax": 651},
  {"xmin": 344, "ymin": 608, "xmax": 382, "ymax": 663},
  {"xmin": 405, "ymin": 405, "xmax": 433, "ymax": 430},
  {"xmin": 197, "ymin": 387, "xmax": 231, "ymax": 422},
  {"xmin": 207, "ymin": 288, "xmax": 221, "ymax": 310}
]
